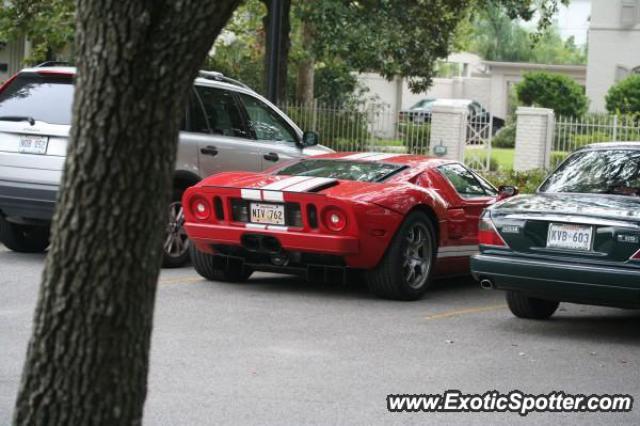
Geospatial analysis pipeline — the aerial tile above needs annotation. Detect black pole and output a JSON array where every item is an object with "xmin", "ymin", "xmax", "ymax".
[{"xmin": 267, "ymin": 0, "xmax": 283, "ymax": 104}]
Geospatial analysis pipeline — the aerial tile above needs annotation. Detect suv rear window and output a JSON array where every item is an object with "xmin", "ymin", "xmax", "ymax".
[{"xmin": 0, "ymin": 73, "xmax": 74, "ymax": 125}]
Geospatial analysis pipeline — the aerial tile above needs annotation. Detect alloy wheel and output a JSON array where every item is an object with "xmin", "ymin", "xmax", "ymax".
[
  {"xmin": 164, "ymin": 201, "xmax": 190, "ymax": 259},
  {"xmin": 402, "ymin": 223, "xmax": 432, "ymax": 289}
]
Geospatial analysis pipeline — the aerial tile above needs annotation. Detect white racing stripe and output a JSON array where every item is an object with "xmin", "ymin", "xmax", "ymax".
[
  {"xmin": 261, "ymin": 176, "xmax": 313, "ymax": 191},
  {"xmin": 284, "ymin": 177, "xmax": 337, "ymax": 193},
  {"xmin": 240, "ymin": 189, "xmax": 262, "ymax": 201},
  {"xmin": 262, "ymin": 190, "xmax": 285, "ymax": 202}
]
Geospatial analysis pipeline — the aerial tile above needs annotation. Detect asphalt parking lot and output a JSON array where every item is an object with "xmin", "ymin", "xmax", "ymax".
[{"xmin": 1, "ymin": 244, "xmax": 639, "ymax": 425}]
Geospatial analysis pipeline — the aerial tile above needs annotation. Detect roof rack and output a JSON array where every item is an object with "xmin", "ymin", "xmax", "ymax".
[
  {"xmin": 198, "ymin": 70, "xmax": 250, "ymax": 89},
  {"xmin": 35, "ymin": 61, "xmax": 73, "ymax": 68}
]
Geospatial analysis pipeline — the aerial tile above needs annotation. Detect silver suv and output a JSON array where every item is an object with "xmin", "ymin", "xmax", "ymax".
[{"xmin": 0, "ymin": 65, "xmax": 332, "ymax": 266}]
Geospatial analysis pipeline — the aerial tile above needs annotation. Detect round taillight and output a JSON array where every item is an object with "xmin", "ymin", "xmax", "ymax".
[
  {"xmin": 323, "ymin": 208, "xmax": 347, "ymax": 232},
  {"xmin": 191, "ymin": 198, "xmax": 211, "ymax": 220}
]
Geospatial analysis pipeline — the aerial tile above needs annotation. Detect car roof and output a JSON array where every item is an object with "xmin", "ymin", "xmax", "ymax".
[
  {"xmin": 17, "ymin": 66, "xmax": 260, "ymax": 96},
  {"xmin": 307, "ymin": 152, "xmax": 456, "ymax": 169},
  {"xmin": 579, "ymin": 141, "xmax": 640, "ymax": 151}
]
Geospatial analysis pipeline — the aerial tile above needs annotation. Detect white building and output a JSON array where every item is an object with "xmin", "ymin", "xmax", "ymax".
[
  {"xmin": 358, "ymin": 59, "xmax": 586, "ymax": 123},
  {"xmin": 586, "ymin": 0, "xmax": 640, "ymax": 112}
]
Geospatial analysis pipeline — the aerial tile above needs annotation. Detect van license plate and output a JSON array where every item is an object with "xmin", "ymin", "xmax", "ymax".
[
  {"xmin": 19, "ymin": 135, "xmax": 49, "ymax": 155},
  {"xmin": 547, "ymin": 223, "xmax": 593, "ymax": 251},
  {"xmin": 250, "ymin": 203, "xmax": 285, "ymax": 225}
]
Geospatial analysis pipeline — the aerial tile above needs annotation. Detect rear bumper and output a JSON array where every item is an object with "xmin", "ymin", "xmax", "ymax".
[
  {"xmin": 471, "ymin": 254, "xmax": 640, "ymax": 308},
  {"xmin": 186, "ymin": 222, "xmax": 360, "ymax": 257},
  {"xmin": 0, "ymin": 179, "xmax": 57, "ymax": 221}
]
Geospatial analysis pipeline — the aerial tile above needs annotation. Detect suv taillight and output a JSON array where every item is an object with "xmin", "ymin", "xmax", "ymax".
[
  {"xmin": 478, "ymin": 213, "xmax": 508, "ymax": 248},
  {"xmin": 630, "ymin": 249, "xmax": 640, "ymax": 261}
]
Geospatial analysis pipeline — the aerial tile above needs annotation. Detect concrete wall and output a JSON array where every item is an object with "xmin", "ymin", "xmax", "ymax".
[
  {"xmin": 514, "ymin": 107, "xmax": 555, "ymax": 171},
  {"xmin": 586, "ymin": 0, "xmax": 640, "ymax": 112}
]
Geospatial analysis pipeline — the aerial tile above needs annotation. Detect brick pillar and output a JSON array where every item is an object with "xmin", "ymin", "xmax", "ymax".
[
  {"xmin": 514, "ymin": 107, "xmax": 555, "ymax": 171},
  {"xmin": 430, "ymin": 102, "xmax": 468, "ymax": 161}
]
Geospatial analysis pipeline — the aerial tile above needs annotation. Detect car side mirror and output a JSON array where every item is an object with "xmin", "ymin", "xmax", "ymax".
[
  {"xmin": 497, "ymin": 185, "xmax": 518, "ymax": 200},
  {"xmin": 300, "ymin": 131, "xmax": 319, "ymax": 147}
]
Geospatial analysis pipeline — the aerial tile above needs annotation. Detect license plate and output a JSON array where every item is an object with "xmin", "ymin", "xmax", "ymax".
[
  {"xmin": 250, "ymin": 202, "xmax": 285, "ymax": 225},
  {"xmin": 547, "ymin": 223, "xmax": 593, "ymax": 251},
  {"xmin": 19, "ymin": 135, "xmax": 49, "ymax": 155}
]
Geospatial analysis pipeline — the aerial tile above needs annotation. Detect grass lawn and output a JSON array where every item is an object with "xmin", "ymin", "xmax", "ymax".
[
  {"xmin": 490, "ymin": 148, "xmax": 514, "ymax": 170},
  {"xmin": 464, "ymin": 147, "xmax": 514, "ymax": 170}
]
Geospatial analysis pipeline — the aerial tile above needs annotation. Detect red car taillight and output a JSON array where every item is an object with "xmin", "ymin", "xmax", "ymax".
[
  {"xmin": 630, "ymin": 249, "xmax": 640, "ymax": 261},
  {"xmin": 191, "ymin": 197, "xmax": 211, "ymax": 221},
  {"xmin": 323, "ymin": 207, "xmax": 347, "ymax": 232},
  {"xmin": 478, "ymin": 215, "xmax": 508, "ymax": 248}
]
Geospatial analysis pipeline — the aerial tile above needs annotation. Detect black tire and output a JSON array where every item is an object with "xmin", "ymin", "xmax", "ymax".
[
  {"xmin": 506, "ymin": 291, "xmax": 559, "ymax": 320},
  {"xmin": 366, "ymin": 211, "xmax": 436, "ymax": 301},
  {"xmin": 162, "ymin": 189, "xmax": 191, "ymax": 268},
  {"xmin": 0, "ymin": 216, "xmax": 50, "ymax": 253},
  {"xmin": 190, "ymin": 245, "xmax": 252, "ymax": 283}
]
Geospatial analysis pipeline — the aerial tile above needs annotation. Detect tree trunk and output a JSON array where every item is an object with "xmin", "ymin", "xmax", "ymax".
[
  {"xmin": 296, "ymin": 19, "xmax": 315, "ymax": 105},
  {"xmin": 263, "ymin": 0, "xmax": 291, "ymax": 104},
  {"xmin": 13, "ymin": 1, "xmax": 240, "ymax": 425}
]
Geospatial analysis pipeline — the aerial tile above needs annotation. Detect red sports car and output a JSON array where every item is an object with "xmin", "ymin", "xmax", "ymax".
[{"xmin": 182, "ymin": 153, "xmax": 516, "ymax": 300}]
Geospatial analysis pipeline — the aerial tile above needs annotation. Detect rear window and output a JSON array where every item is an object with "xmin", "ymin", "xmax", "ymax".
[
  {"xmin": 540, "ymin": 149, "xmax": 640, "ymax": 195},
  {"xmin": 0, "ymin": 73, "xmax": 74, "ymax": 125},
  {"xmin": 275, "ymin": 159, "xmax": 406, "ymax": 182}
]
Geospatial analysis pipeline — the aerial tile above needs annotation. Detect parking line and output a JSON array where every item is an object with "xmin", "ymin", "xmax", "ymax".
[
  {"xmin": 158, "ymin": 276, "xmax": 203, "ymax": 286},
  {"xmin": 425, "ymin": 304, "xmax": 507, "ymax": 320}
]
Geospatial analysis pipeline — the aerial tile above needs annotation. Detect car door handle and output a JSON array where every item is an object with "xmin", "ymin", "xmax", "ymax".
[
  {"xmin": 263, "ymin": 152, "xmax": 279, "ymax": 162},
  {"xmin": 200, "ymin": 146, "xmax": 218, "ymax": 156}
]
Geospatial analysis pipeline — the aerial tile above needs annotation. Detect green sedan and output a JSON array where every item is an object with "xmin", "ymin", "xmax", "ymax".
[{"xmin": 471, "ymin": 142, "xmax": 640, "ymax": 319}]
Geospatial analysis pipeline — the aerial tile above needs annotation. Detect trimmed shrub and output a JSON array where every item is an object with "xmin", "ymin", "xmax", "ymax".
[
  {"xmin": 483, "ymin": 169, "xmax": 548, "ymax": 194},
  {"xmin": 492, "ymin": 123, "xmax": 516, "ymax": 148},
  {"xmin": 516, "ymin": 71, "xmax": 588, "ymax": 117},
  {"xmin": 605, "ymin": 74, "xmax": 640, "ymax": 114}
]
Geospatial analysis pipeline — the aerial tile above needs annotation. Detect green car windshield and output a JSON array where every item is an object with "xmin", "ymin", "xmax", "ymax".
[
  {"xmin": 276, "ymin": 159, "xmax": 405, "ymax": 183},
  {"xmin": 540, "ymin": 149, "xmax": 640, "ymax": 196}
]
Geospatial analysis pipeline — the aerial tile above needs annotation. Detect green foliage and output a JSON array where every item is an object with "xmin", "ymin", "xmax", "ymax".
[
  {"xmin": 550, "ymin": 151, "xmax": 568, "ymax": 168},
  {"xmin": 492, "ymin": 123, "xmax": 516, "ymax": 148},
  {"xmin": 484, "ymin": 169, "xmax": 548, "ymax": 193},
  {"xmin": 0, "ymin": 0, "xmax": 75, "ymax": 63},
  {"xmin": 516, "ymin": 71, "xmax": 588, "ymax": 117},
  {"xmin": 299, "ymin": 0, "xmax": 567, "ymax": 93},
  {"xmin": 460, "ymin": 3, "xmax": 584, "ymax": 65},
  {"xmin": 605, "ymin": 74, "xmax": 640, "ymax": 115},
  {"xmin": 314, "ymin": 61, "xmax": 359, "ymax": 106}
]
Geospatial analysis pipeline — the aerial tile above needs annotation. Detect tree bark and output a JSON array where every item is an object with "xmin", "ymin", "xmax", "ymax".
[
  {"xmin": 13, "ymin": 1, "xmax": 240, "ymax": 425},
  {"xmin": 296, "ymin": 18, "xmax": 315, "ymax": 105}
]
